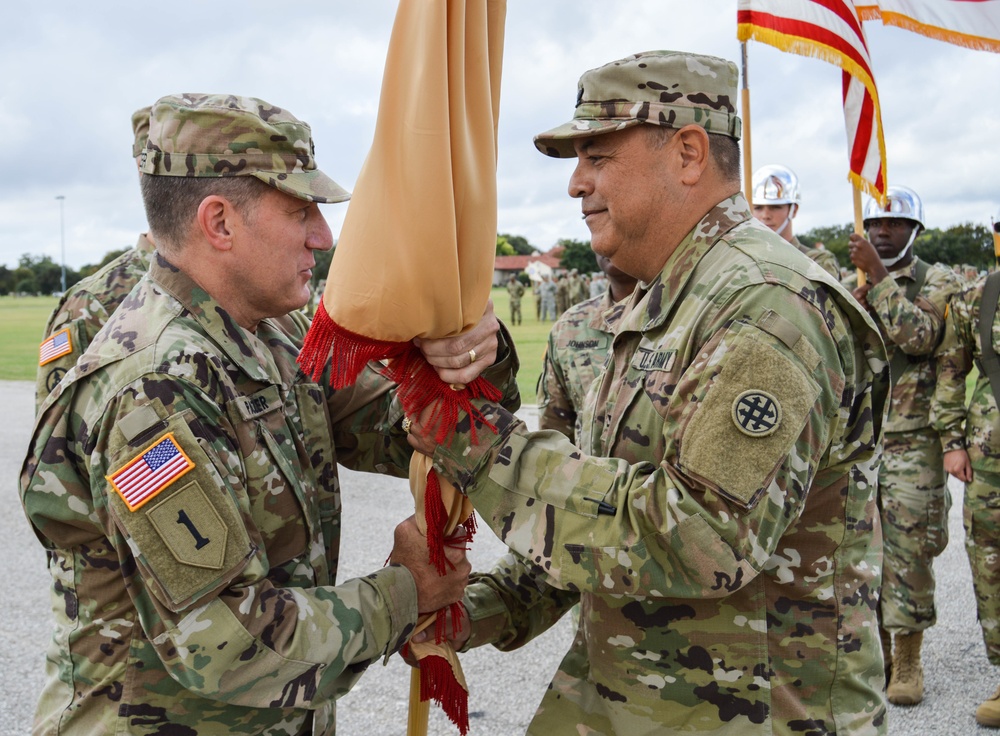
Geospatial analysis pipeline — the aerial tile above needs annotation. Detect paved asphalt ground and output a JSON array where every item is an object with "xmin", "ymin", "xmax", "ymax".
[{"xmin": 1, "ymin": 378, "xmax": 996, "ymax": 735}]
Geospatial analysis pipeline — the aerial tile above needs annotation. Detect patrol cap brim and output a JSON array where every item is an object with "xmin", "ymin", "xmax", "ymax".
[
  {"xmin": 252, "ymin": 169, "xmax": 351, "ymax": 204},
  {"xmin": 534, "ymin": 118, "xmax": 645, "ymax": 159}
]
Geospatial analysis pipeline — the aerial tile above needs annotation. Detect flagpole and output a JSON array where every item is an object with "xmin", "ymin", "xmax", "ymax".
[
  {"xmin": 853, "ymin": 185, "xmax": 867, "ymax": 287},
  {"xmin": 408, "ymin": 668, "xmax": 430, "ymax": 735},
  {"xmin": 741, "ymin": 42, "xmax": 753, "ymax": 206}
]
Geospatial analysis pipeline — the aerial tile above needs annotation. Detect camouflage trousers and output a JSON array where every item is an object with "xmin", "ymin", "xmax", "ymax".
[
  {"xmin": 510, "ymin": 301, "xmax": 522, "ymax": 325},
  {"xmin": 879, "ymin": 428, "xmax": 951, "ymax": 632},
  {"xmin": 965, "ymin": 467, "xmax": 1000, "ymax": 666}
]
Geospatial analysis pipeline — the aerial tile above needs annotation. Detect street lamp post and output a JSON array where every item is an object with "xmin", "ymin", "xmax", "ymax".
[{"xmin": 55, "ymin": 195, "xmax": 66, "ymax": 293}]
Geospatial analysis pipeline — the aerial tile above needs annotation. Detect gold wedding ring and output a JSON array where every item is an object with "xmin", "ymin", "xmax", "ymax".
[
  {"xmin": 468, "ymin": 348, "xmax": 477, "ymax": 365},
  {"xmin": 402, "ymin": 417, "xmax": 412, "ymax": 434}
]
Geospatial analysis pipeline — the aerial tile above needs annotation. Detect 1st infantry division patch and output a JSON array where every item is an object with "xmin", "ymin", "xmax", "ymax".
[{"xmin": 107, "ymin": 432, "xmax": 195, "ymax": 512}]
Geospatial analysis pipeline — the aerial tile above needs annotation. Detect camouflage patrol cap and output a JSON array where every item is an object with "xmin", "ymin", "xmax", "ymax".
[
  {"xmin": 131, "ymin": 106, "xmax": 152, "ymax": 160},
  {"xmin": 139, "ymin": 93, "xmax": 350, "ymax": 203},
  {"xmin": 534, "ymin": 50, "xmax": 741, "ymax": 158}
]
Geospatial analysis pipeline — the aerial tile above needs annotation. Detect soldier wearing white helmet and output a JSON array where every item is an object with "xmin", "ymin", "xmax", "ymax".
[
  {"xmin": 847, "ymin": 185, "xmax": 964, "ymax": 707},
  {"xmin": 751, "ymin": 164, "xmax": 840, "ymax": 279}
]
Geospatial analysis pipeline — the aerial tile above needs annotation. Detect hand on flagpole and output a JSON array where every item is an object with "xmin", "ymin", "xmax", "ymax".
[
  {"xmin": 411, "ymin": 601, "xmax": 472, "ymax": 649},
  {"xmin": 414, "ymin": 300, "xmax": 500, "ymax": 387},
  {"xmin": 404, "ymin": 402, "xmax": 445, "ymax": 458},
  {"xmin": 390, "ymin": 516, "xmax": 471, "ymax": 613},
  {"xmin": 847, "ymin": 232, "xmax": 888, "ymax": 287}
]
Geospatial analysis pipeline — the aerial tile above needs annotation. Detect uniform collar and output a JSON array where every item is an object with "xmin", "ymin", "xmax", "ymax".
[
  {"xmin": 149, "ymin": 253, "xmax": 282, "ymax": 385},
  {"xmin": 610, "ymin": 193, "xmax": 750, "ymax": 334},
  {"xmin": 891, "ymin": 256, "xmax": 920, "ymax": 281}
]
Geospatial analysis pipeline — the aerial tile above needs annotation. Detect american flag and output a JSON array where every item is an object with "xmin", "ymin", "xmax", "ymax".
[
  {"xmin": 39, "ymin": 328, "xmax": 73, "ymax": 366},
  {"xmin": 856, "ymin": 0, "xmax": 1000, "ymax": 52},
  {"xmin": 108, "ymin": 433, "xmax": 194, "ymax": 512},
  {"xmin": 738, "ymin": 0, "xmax": 888, "ymax": 205}
]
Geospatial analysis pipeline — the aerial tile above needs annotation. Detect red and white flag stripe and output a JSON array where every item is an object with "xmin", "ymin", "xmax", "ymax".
[
  {"xmin": 856, "ymin": 0, "xmax": 1000, "ymax": 53},
  {"xmin": 738, "ymin": 0, "xmax": 888, "ymax": 204}
]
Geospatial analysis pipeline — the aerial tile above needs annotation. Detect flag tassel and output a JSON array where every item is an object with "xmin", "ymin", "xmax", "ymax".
[{"xmin": 419, "ymin": 654, "xmax": 470, "ymax": 736}]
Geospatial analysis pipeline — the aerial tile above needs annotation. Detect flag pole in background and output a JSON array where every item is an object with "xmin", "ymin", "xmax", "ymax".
[
  {"xmin": 736, "ymin": 0, "xmax": 888, "ymax": 286},
  {"xmin": 740, "ymin": 42, "xmax": 753, "ymax": 207}
]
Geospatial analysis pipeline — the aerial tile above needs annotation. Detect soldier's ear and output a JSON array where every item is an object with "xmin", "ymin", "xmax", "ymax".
[
  {"xmin": 673, "ymin": 125, "xmax": 710, "ymax": 185},
  {"xmin": 196, "ymin": 195, "xmax": 235, "ymax": 252}
]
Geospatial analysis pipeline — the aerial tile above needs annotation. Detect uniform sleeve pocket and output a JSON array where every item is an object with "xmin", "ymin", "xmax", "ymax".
[{"xmin": 677, "ymin": 326, "xmax": 821, "ymax": 509}]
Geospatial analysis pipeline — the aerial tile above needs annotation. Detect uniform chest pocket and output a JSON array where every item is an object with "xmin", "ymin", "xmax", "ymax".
[{"xmin": 227, "ymin": 386, "xmax": 312, "ymax": 568}]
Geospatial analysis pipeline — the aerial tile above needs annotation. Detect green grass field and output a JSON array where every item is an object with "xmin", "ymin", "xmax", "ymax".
[
  {"xmin": 0, "ymin": 290, "xmax": 549, "ymax": 400},
  {"xmin": 0, "ymin": 295, "xmax": 57, "ymax": 381}
]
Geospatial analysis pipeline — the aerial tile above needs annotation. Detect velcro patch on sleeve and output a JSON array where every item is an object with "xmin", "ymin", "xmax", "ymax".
[
  {"xmin": 106, "ymin": 410, "xmax": 254, "ymax": 610},
  {"xmin": 39, "ymin": 327, "xmax": 73, "ymax": 366},
  {"xmin": 678, "ymin": 326, "xmax": 821, "ymax": 509}
]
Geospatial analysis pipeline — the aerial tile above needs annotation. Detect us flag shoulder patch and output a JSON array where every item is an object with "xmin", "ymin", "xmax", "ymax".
[
  {"xmin": 39, "ymin": 328, "xmax": 73, "ymax": 366},
  {"xmin": 107, "ymin": 432, "xmax": 195, "ymax": 512}
]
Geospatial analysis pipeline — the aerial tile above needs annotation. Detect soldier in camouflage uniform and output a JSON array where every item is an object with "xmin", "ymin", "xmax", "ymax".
[
  {"xmin": 408, "ymin": 50, "xmax": 889, "ymax": 734},
  {"xmin": 845, "ymin": 185, "xmax": 964, "ymax": 706},
  {"xmin": 36, "ymin": 106, "xmax": 156, "ymax": 409},
  {"xmin": 932, "ymin": 217, "xmax": 1000, "ymax": 727},
  {"xmin": 751, "ymin": 164, "xmax": 841, "ymax": 280},
  {"xmin": 19, "ymin": 93, "xmax": 515, "ymax": 735},
  {"xmin": 537, "ymin": 253, "xmax": 636, "ymax": 442},
  {"xmin": 506, "ymin": 274, "xmax": 525, "ymax": 325}
]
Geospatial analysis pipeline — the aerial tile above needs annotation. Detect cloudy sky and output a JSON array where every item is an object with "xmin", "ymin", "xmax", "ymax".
[{"xmin": 2, "ymin": 1, "xmax": 998, "ymax": 271}]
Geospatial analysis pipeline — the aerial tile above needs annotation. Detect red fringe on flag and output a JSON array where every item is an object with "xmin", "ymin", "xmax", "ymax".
[
  {"xmin": 300, "ymin": 303, "xmax": 499, "ymax": 736},
  {"xmin": 298, "ymin": 301, "xmax": 502, "ymax": 444},
  {"xmin": 419, "ymin": 654, "xmax": 470, "ymax": 736}
]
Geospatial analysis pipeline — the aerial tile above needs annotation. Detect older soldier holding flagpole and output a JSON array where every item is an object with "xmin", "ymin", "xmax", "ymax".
[{"xmin": 408, "ymin": 49, "xmax": 889, "ymax": 734}]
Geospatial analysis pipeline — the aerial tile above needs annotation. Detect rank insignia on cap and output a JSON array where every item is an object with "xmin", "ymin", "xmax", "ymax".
[
  {"xmin": 39, "ymin": 328, "xmax": 73, "ymax": 366},
  {"xmin": 732, "ymin": 389, "xmax": 781, "ymax": 437},
  {"xmin": 107, "ymin": 432, "xmax": 195, "ymax": 512}
]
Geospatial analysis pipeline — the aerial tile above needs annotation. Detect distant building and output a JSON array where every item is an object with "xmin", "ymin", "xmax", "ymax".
[{"xmin": 493, "ymin": 253, "xmax": 561, "ymax": 286}]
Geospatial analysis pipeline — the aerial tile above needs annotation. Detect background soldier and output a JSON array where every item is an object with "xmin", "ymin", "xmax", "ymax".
[
  {"xmin": 932, "ymin": 211, "xmax": 1000, "ymax": 728},
  {"xmin": 555, "ymin": 271, "xmax": 570, "ymax": 315},
  {"xmin": 846, "ymin": 185, "xmax": 964, "ymax": 705},
  {"xmin": 538, "ymin": 272, "xmax": 557, "ymax": 321},
  {"xmin": 35, "ymin": 106, "xmax": 156, "ymax": 409},
  {"xmin": 506, "ymin": 274, "xmax": 525, "ymax": 325},
  {"xmin": 20, "ymin": 93, "xmax": 511, "ymax": 735},
  {"xmin": 751, "ymin": 164, "xmax": 841, "ymax": 279},
  {"xmin": 409, "ymin": 50, "xmax": 888, "ymax": 733},
  {"xmin": 537, "ymin": 253, "xmax": 636, "ymax": 441}
]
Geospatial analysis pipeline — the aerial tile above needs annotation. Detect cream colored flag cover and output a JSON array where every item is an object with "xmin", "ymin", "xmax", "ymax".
[{"xmin": 297, "ymin": 2, "xmax": 506, "ymax": 734}]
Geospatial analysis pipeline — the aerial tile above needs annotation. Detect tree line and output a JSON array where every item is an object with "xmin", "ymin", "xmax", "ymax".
[{"xmin": 2, "ymin": 221, "xmax": 994, "ymax": 297}]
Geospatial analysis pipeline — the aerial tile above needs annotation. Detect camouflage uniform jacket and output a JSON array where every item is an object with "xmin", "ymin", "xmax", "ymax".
[
  {"xmin": 790, "ymin": 235, "xmax": 840, "ymax": 281},
  {"xmin": 506, "ymin": 279, "xmax": 525, "ymax": 304},
  {"xmin": 537, "ymin": 289, "xmax": 622, "ymax": 441},
  {"xmin": 443, "ymin": 195, "xmax": 889, "ymax": 734},
  {"xmin": 35, "ymin": 234, "xmax": 155, "ymax": 409},
  {"xmin": 932, "ymin": 274, "xmax": 1000, "ymax": 471},
  {"xmin": 843, "ymin": 258, "xmax": 962, "ymax": 432},
  {"xmin": 21, "ymin": 254, "xmax": 426, "ymax": 735}
]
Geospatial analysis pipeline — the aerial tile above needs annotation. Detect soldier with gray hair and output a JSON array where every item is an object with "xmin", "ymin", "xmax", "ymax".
[
  {"xmin": 19, "ymin": 93, "xmax": 514, "ymax": 734},
  {"xmin": 407, "ymin": 50, "xmax": 889, "ymax": 733}
]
